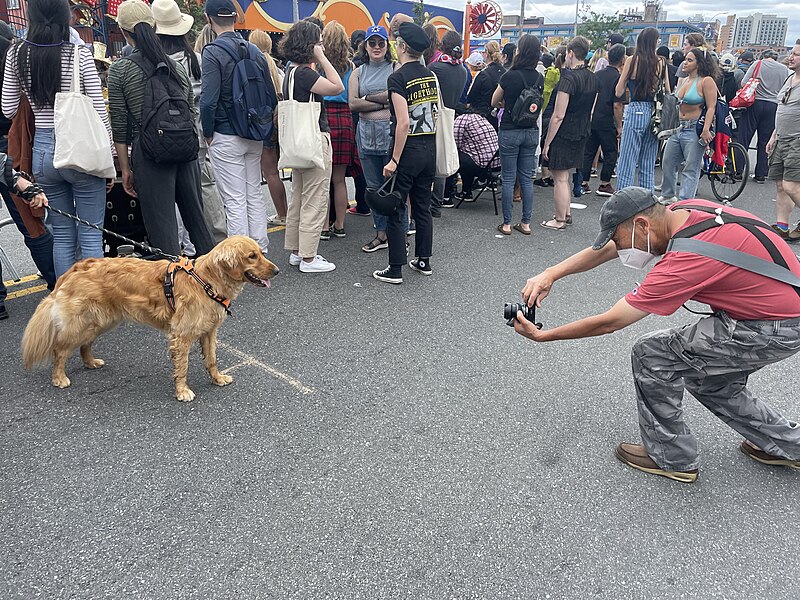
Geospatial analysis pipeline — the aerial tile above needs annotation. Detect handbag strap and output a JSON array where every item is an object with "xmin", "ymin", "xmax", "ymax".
[
  {"xmin": 70, "ymin": 44, "xmax": 81, "ymax": 94},
  {"xmin": 752, "ymin": 60, "xmax": 762, "ymax": 79},
  {"xmin": 286, "ymin": 67, "xmax": 296, "ymax": 102},
  {"xmin": 378, "ymin": 174, "xmax": 396, "ymax": 194},
  {"xmin": 431, "ymin": 71, "xmax": 444, "ymax": 116}
]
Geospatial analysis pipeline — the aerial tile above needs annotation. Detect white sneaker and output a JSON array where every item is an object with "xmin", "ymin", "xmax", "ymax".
[
  {"xmin": 289, "ymin": 253, "xmax": 303, "ymax": 266},
  {"xmin": 654, "ymin": 184, "xmax": 662, "ymax": 192},
  {"xmin": 299, "ymin": 255, "xmax": 336, "ymax": 273}
]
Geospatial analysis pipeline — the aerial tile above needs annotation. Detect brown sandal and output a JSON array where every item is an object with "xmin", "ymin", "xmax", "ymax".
[
  {"xmin": 497, "ymin": 224, "xmax": 512, "ymax": 235},
  {"xmin": 513, "ymin": 223, "xmax": 531, "ymax": 235}
]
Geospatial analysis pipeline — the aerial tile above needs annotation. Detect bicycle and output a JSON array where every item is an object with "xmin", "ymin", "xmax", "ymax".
[{"xmin": 701, "ymin": 140, "xmax": 749, "ymax": 204}]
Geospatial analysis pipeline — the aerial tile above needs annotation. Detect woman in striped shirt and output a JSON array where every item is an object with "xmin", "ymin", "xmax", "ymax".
[{"xmin": 2, "ymin": 0, "xmax": 111, "ymax": 278}]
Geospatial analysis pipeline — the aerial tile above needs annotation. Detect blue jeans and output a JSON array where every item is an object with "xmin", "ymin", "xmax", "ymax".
[
  {"xmin": 499, "ymin": 127, "xmax": 537, "ymax": 225},
  {"xmin": 32, "ymin": 129, "xmax": 106, "ymax": 278},
  {"xmin": 617, "ymin": 101, "xmax": 658, "ymax": 191},
  {"xmin": 360, "ymin": 150, "xmax": 407, "ymax": 235},
  {"xmin": 660, "ymin": 120, "xmax": 706, "ymax": 200}
]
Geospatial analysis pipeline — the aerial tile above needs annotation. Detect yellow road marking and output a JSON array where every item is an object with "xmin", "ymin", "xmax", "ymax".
[
  {"xmin": 3, "ymin": 273, "xmax": 43, "ymax": 288},
  {"xmin": 6, "ymin": 284, "xmax": 48, "ymax": 300},
  {"xmin": 267, "ymin": 225, "xmax": 285, "ymax": 233},
  {"xmin": 217, "ymin": 341, "xmax": 315, "ymax": 395}
]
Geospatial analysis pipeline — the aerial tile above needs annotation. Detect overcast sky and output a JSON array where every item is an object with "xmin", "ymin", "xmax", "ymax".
[{"xmin": 432, "ymin": 1, "xmax": 798, "ymax": 47}]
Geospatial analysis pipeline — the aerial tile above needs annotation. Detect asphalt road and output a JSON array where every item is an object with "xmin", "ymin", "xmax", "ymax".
[{"xmin": 1, "ymin": 170, "xmax": 798, "ymax": 599}]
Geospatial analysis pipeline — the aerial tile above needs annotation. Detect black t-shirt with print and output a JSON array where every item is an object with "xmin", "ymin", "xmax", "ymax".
[
  {"xmin": 387, "ymin": 61, "xmax": 438, "ymax": 149},
  {"xmin": 284, "ymin": 65, "xmax": 330, "ymax": 132}
]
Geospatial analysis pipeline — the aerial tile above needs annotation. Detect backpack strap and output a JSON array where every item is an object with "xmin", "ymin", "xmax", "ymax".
[{"xmin": 212, "ymin": 37, "xmax": 250, "ymax": 64}]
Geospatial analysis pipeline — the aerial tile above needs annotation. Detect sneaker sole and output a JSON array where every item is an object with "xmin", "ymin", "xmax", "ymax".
[
  {"xmin": 596, "ymin": 191, "xmax": 613, "ymax": 197},
  {"xmin": 614, "ymin": 447, "xmax": 698, "ymax": 483},
  {"xmin": 740, "ymin": 443, "xmax": 800, "ymax": 468},
  {"xmin": 408, "ymin": 262, "xmax": 432, "ymax": 276},
  {"xmin": 373, "ymin": 273, "xmax": 402, "ymax": 284}
]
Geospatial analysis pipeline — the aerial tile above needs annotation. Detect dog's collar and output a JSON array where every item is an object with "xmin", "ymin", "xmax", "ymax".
[{"xmin": 163, "ymin": 257, "xmax": 232, "ymax": 316}]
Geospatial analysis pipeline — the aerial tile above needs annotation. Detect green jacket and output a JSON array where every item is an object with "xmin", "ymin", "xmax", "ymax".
[{"xmin": 542, "ymin": 66, "xmax": 561, "ymax": 111}]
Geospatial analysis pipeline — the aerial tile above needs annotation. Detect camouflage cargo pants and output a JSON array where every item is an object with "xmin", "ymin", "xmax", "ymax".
[{"xmin": 631, "ymin": 311, "xmax": 800, "ymax": 472}]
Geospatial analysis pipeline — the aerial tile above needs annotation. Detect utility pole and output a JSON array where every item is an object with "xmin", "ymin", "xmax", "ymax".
[
  {"xmin": 518, "ymin": 0, "xmax": 524, "ymax": 41},
  {"xmin": 574, "ymin": 0, "xmax": 579, "ymax": 38},
  {"xmin": 293, "ymin": 0, "xmax": 299, "ymax": 24}
]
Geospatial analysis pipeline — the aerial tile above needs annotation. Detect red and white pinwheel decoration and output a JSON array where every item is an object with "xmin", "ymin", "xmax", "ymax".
[{"xmin": 469, "ymin": 1, "xmax": 503, "ymax": 38}]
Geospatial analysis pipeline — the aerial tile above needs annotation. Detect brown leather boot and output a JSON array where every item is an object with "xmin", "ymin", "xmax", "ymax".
[{"xmin": 614, "ymin": 443, "xmax": 698, "ymax": 483}]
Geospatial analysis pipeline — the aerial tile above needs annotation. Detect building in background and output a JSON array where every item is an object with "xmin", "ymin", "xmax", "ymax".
[
  {"xmin": 717, "ymin": 15, "xmax": 736, "ymax": 52},
  {"xmin": 732, "ymin": 13, "xmax": 788, "ymax": 48}
]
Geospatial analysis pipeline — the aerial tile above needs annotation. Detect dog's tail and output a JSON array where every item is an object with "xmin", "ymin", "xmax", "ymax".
[{"xmin": 22, "ymin": 295, "xmax": 59, "ymax": 369}]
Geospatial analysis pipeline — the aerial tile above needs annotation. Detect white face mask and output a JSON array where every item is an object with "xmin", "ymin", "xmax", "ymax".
[{"xmin": 617, "ymin": 224, "xmax": 657, "ymax": 270}]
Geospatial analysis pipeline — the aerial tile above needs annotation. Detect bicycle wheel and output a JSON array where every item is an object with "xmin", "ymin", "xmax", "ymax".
[{"xmin": 709, "ymin": 141, "xmax": 749, "ymax": 203}]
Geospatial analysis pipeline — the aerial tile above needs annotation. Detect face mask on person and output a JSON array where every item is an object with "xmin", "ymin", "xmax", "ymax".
[{"xmin": 617, "ymin": 223, "xmax": 657, "ymax": 269}]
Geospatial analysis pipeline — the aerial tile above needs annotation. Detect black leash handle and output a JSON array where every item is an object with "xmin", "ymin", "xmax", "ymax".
[{"xmin": 45, "ymin": 205, "xmax": 178, "ymax": 261}]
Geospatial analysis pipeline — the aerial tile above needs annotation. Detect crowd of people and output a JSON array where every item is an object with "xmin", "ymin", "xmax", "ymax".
[{"xmin": 1, "ymin": 0, "xmax": 799, "ymax": 315}]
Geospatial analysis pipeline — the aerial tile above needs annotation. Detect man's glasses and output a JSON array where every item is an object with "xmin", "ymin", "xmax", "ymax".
[{"xmin": 368, "ymin": 39, "xmax": 386, "ymax": 49}]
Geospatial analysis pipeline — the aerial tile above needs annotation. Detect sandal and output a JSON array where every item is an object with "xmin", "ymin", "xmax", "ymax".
[
  {"xmin": 512, "ymin": 223, "xmax": 531, "ymax": 235},
  {"xmin": 554, "ymin": 214, "xmax": 573, "ymax": 226},
  {"xmin": 361, "ymin": 236, "xmax": 388, "ymax": 253},
  {"xmin": 497, "ymin": 224, "xmax": 512, "ymax": 235},
  {"xmin": 540, "ymin": 218, "xmax": 567, "ymax": 231}
]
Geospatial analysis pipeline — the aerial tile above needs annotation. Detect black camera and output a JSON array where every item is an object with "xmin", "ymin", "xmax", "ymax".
[{"xmin": 504, "ymin": 302, "xmax": 542, "ymax": 329}]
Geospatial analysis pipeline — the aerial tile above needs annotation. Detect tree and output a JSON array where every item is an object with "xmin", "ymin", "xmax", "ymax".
[
  {"xmin": 179, "ymin": 0, "xmax": 206, "ymax": 35},
  {"xmin": 576, "ymin": 10, "xmax": 624, "ymax": 49},
  {"xmin": 413, "ymin": 0, "xmax": 427, "ymax": 26}
]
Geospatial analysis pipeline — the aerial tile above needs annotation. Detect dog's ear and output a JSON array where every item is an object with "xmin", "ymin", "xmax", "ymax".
[{"xmin": 212, "ymin": 244, "xmax": 239, "ymax": 270}]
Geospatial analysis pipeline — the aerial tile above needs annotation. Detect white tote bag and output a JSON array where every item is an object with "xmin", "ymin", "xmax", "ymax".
[
  {"xmin": 53, "ymin": 45, "xmax": 115, "ymax": 179},
  {"xmin": 432, "ymin": 73, "xmax": 459, "ymax": 178},
  {"xmin": 277, "ymin": 67, "xmax": 324, "ymax": 170}
]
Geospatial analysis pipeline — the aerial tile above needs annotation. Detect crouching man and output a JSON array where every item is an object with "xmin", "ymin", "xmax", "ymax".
[{"xmin": 515, "ymin": 187, "xmax": 800, "ymax": 482}]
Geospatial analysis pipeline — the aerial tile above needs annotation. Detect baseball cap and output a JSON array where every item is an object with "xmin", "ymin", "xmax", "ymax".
[
  {"xmin": 116, "ymin": 0, "xmax": 155, "ymax": 32},
  {"xmin": 719, "ymin": 53, "xmax": 736, "ymax": 72},
  {"xmin": 592, "ymin": 187, "xmax": 663, "ymax": 250},
  {"xmin": 466, "ymin": 50, "xmax": 484, "ymax": 66},
  {"xmin": 608, "ymin": 33, "xmax": 624, "ymax": 45},
  {"xmin": 739, "ymin": 50, "xmax": 754, "ymax": 62},
  {"xmin": 204, "ymin": 0, "xmax": 237, "ymax": 18},
  {"xmin": 365, "ymin": 25, "xmax": 388, "ymax": 41},
  {"xmin": 397, "ymin": 22, "xmax": 429, "ymax": 53}
]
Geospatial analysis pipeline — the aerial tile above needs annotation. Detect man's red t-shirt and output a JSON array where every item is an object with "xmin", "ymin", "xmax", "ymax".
[{"xmin": 625, "ymin": 200, "xmax": 800, "ymax": 320}]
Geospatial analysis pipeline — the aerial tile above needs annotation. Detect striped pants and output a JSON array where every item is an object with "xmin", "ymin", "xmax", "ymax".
[{"xmin": 617, "ymin": 101, "xmax": 658, "ymax": 191}]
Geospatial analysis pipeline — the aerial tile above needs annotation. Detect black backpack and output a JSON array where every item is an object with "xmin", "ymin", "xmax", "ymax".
[
  {"xmin": 129, "ymin": 54, "xmax": 198, "ymax": 164},
  {"xmin": 511, "ymin": 69, "xmax": 544, "ymax": 128}
]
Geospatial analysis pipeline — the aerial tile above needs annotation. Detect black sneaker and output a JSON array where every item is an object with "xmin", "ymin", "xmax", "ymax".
[
  {"xmin": 331, "ymin": 227, "xmax": 346, "ymax": 238},
  {"xmin": 754, "ymin": 176, "xmax": 766, "ymax": 184},
  {"xmin": 373, "ymin": 266, "xmax": 403, "ymax": 284},
  {"xmin": 319, "ymin": 230, "xmax": 331, "ymax": 241},
  {"xmin": 441, "ymin": 197, "xmax": 455, "ymax": 208},
  {"xmin": 431, "ymin": 209, "xmax": 441, "ymax": 218},
  {"xmin": 534, "ymin": 178, "xmax": 548, "ymax": 187},
  {"xmin": 407, "ymin": 220, "xmax": 416, "ymax": 236},
  {"xmin": 0, "ymin": 303, "xmax": 8, "ymax": 320},
  {"xmin": 409, "ymin": 258, "xmax": 432, "ymax": 276}
]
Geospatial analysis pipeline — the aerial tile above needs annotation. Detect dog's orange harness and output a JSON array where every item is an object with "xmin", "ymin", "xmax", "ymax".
[{"xmin": 163, "ymin": 257, "xmax": 232, "ymax": 316}]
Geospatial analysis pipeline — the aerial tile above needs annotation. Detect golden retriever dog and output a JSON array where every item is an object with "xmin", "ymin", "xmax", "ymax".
[{"xmin": 22, "ymin": 236, "xmax": 279, "ymax": 402}]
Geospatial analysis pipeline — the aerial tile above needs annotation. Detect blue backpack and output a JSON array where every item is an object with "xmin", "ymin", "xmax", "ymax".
[{"xmin": 212, "ymin": 38, "xmax": 276, "ymax": 141}]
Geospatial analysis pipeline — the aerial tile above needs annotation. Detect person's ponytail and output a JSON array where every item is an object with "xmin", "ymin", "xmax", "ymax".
[{"xmin": 131, "ymin": 21, "xmax": 178, "ymax": 79}]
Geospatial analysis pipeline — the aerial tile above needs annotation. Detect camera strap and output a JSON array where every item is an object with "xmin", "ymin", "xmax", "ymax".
[{"xmin": 667, "ymin": 204, "xmax": 800, "ymax": 298}]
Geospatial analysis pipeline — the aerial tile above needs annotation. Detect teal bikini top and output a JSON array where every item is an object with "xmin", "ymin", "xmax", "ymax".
[{"xmin": 680, "ymin": 77, "xmax": 704, "ymax": 106}]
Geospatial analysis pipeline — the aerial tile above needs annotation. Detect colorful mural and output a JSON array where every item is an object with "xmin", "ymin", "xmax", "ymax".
[{"xmin": 235, "ymin": 0, "xmax": 464, "ymax": 36}]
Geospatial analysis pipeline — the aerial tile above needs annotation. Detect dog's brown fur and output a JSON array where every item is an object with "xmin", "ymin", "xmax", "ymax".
[{"xmin": 21, "ymin": 236, "xmax": 279, "ymax": 402}]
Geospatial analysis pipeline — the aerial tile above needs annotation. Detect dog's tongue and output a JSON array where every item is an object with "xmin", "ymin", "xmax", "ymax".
[{"xmin": 264, "ymin": 279, "xmax": 271, "ymax": 289}]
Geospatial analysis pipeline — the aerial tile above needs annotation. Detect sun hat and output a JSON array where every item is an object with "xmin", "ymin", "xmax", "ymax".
[
  {"xmin": 116, "ymin": 0, "xmax": 155, "ymax": 32},
  {"xmin": 152, "ymin": 0, "xmax": 194, "ymax": 37}
]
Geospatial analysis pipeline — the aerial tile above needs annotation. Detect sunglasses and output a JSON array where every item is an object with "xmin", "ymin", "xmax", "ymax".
[{"xmin": 367, "ymin": 39, "xmax": 386, "ymax": 49}]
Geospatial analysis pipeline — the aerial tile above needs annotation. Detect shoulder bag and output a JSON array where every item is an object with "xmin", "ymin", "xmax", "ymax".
[
  {"xmin": 277, "ymin": 67, "xmax": 324, "ymax": 170},
  {"xmin": 53, "ymin": 45, "xmax": 115, "ymax": 179},
  {"xmin": 650, "ymin": 58, "xmax": 678, "ymax": 137},
  {"xmin": 431, "ymin": 73, "xmax": 459, "ymax": 178},
  {"xmin": 730, "ymin": 60, "xmax": 762, "ymax": 109}
]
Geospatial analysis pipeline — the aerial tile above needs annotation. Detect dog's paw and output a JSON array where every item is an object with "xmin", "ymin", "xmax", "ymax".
[
  {"xmin": 83, "ymin": 358, "xmax": 105, "ymax": 369},
  {"xmin": 175, "ymin": 387, "xmax": 196, "ymax": 402},
  {"xmin": 52, "ymin": 374, "xmax": 71, "ymax": 388},
  {"xmin": 212, "ymin": 373, "xmax": 233, "ymax": 387}
]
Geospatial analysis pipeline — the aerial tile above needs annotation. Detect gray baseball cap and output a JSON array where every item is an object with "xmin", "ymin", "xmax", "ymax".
[{"xmin": 592, "ymin": 187, "xmax": 663, "ymax": 250}]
